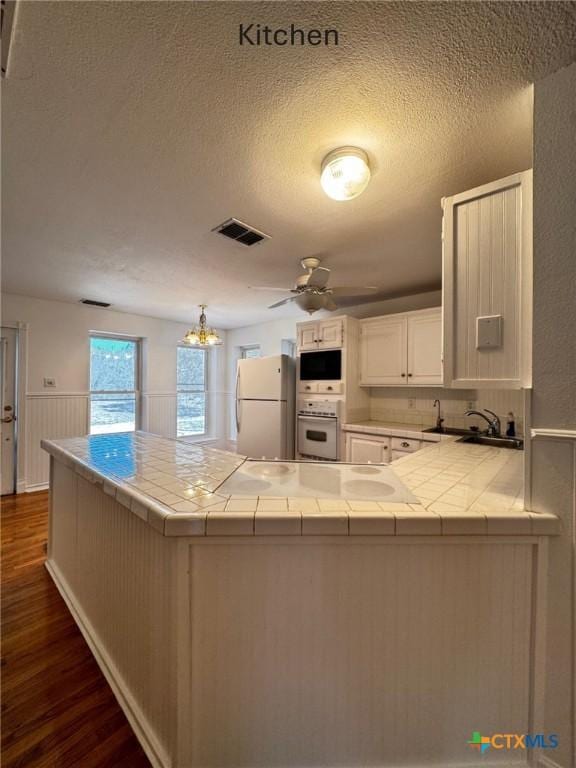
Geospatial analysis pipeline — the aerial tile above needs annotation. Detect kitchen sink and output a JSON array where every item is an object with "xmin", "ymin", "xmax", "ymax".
[
  {"xmin": 456, "ymin": 435, "xmax": 524, "ymax": 450},
  {"xmin": 423, "ymin": 426, "xmax": 479, "ymax": 436}
]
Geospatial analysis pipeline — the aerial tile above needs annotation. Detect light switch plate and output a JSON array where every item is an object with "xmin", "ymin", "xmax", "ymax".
[
  {"xmin": 476, "ymin": 315, "xmax": 503, "ymax": 349},
  {"xmin": 43, "ymin": 377, "xmax": 56, "ymax": 388}
]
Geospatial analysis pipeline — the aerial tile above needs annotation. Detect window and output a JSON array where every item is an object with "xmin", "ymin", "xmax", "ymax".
[
  {"xmin": 89, "ymin": 336, "xmax": 140, "ymax": 434},
  {"xmin": 241, "ymin": 345, "xmax": 261, "ymax": 359},
  {"xmin": 177, "ymin": 347, "xmax": 207, "ymax": 436}
]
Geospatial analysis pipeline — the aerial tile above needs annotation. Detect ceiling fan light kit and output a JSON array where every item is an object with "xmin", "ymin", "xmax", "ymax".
[{"xmin": 320, "ymin": 147, "xmax": 371, "ymax": 201}]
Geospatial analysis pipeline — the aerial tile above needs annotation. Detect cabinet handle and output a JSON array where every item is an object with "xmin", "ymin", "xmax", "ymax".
[
  {"xmin": 401, "ymin": 373, "xmax": 406, "ymax": 377},
  {"xmin": 408, "ymin": 373, "xmax": 413, "ymax": 377},
  {"xmin": 401, "ymin": 441, "xmax": 410, "ymax": 448},
  {"xmin": 327, "ymin": 386, "xmax": 333, "ymax": 391}
]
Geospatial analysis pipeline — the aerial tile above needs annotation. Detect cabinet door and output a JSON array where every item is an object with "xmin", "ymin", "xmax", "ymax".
[
  {"xmin": 297, "ymin": 323, "xmax": 318, "ymax": 352},
  {"xmin": 407, "ymin": 309, "xmax": 443, "ymax": 385},
  {"xmin": 317, "ymin": 318, "xmax": 344, "ymax": 349},
  {"xmin": 346, "ymin": 434, "xmax": 389, "ymax": 464},
  {"xmin": 360, "ymin": 317, "xmax": 407, "ymax": 385},
  {"xmin": 442, "ymin": 170, "xmax": 532, "ymax": 389}
]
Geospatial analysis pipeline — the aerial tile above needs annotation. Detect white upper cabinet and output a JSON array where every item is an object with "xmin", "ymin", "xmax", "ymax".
[
  {"xmin": 407, "ymin": 311, "xmax": 443, "ymax": 385},
  {"xmin": 442, "ymin": 170, "xmax": 532, "ymax": 389},
  {"xmin": 359, "ymin": 308, "xmax": 442, "ymax": 387},
  {"xmin": 297, "ymin": 318, "xmax": 344, "ymax": 352},
  {"xmin": 297, "ymin": 323, "xmax": 318, "ymax": 352},
  {"xmin": 317, "ymin": 318, "xmax": 344, "ymax": 349},
  {"xmin": 359, "ymin": 315, "xmax": 408, "ymax": 385}
]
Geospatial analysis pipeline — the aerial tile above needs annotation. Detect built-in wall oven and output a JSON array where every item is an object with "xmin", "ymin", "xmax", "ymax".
[{"xmin": 297, "ymin": 400, "xmax": 340, "ymax": 461}]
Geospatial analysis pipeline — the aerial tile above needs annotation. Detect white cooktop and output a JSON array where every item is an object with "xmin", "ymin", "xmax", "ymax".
[{"xmin": 218, "ymin": 460, "xmax": 418, "ymax": 502}]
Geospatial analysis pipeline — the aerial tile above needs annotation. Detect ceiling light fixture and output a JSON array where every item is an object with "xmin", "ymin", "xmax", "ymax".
[
  {"xmin": 181, "ymin": 305, "xmax": 223, "ymax": 347},
  {"xmin": 320, "ymin": 147, "xmax": 371, "ymax": 201}
]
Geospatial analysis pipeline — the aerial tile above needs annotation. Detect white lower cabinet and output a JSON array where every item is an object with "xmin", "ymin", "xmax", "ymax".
[
  {"xmin": 345, "ymin": 431, "xmax": 434, "ymax": 463},
  {"xmin": 345, "ymin": 433, "xmax": 391, "ymax": 464}
]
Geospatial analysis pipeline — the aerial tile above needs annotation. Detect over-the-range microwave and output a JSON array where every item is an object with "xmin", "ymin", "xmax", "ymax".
[{"xmin": 299, "ymin": 349, "xmax": 342, "ymax": 381}]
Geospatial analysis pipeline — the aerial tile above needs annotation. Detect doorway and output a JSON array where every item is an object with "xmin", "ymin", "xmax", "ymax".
[{"xmin": 1, "ymin": 327, "xmax": 18, "ymax": 495}]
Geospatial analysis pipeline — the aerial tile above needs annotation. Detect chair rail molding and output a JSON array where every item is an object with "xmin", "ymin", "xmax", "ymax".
[{"xmin": 531, "ymin": 428, "xmax": 576, "ymax": 441}]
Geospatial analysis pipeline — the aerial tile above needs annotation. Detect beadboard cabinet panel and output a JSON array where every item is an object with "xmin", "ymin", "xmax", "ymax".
[{"xmin": 443, "ymin": 170, "xmax": 532, "ymax": 389}]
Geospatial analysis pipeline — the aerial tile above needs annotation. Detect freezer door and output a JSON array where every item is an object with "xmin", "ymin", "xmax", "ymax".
[
  {"xmin": 237, "ymin": 400, "xmax": 288, "ymax": 459},
  {"xmin": 237, "ymin": 355, "xmax": 287, "ymax": 400}
]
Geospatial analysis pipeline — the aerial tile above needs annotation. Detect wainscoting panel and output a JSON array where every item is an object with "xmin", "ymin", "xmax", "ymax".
[
  {"xmin": 25, "ymin": 394, "xmax": 89, "ymax": 488},
  {"xmin": 144, "ymin": 393, "xmax": 177, "ymax": 438}
]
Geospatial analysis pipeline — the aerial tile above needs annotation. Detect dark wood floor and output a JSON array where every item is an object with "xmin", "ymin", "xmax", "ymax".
[{"xmin": 1, "ymin": 491, "xmax": 151, "ymax": 767}]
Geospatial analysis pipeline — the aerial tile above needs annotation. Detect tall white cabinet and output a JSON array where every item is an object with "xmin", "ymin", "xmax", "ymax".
[
  {"xmin": 442, "ymin": 170, "xmax": 532, "ymax": 389},
  {"xmin": 359, "ymin": 308, "xmax": 442, "ymax": 387}
]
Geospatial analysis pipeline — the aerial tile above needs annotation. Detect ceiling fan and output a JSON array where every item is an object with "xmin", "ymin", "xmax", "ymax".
[{"xmin": 250, "ymin": 257, "xmax": 379, "ymax": 314}]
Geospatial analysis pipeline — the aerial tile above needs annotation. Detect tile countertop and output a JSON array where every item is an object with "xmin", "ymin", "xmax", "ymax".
[{"xmin": 41, "ymin": 431, "xmax": 559, "ymax": 538}]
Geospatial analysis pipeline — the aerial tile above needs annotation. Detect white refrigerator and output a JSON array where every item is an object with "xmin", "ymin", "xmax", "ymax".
[{"xmin": 235, "ymin": 354, "xmax": 295, "ymax": 460}]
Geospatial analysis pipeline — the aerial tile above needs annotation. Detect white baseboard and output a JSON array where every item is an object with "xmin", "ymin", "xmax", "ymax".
[
  {"xmin": 25, "ymin": 482, "xmax": 49, "ymax": 493},
  {"xmin": 45, "ymin": 559, "xmax": 170, "ymax": 768}
]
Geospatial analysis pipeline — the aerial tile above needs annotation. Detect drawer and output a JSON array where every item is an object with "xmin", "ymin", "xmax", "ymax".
[
  {"xmin": 391, "ymin": 437, "xmax": 421, "ymax": 453},
  {"xmin": 299, "ymin": 382, "xmax": 319, "ymax": 394},
  {"xmin": 317, "ymin": 381, "xmax": 342, "ymax": 394}
]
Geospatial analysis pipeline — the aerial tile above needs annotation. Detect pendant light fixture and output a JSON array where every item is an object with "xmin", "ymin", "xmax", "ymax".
[
  {"xmin": 320, "ymin": 147, "xmax": 371, "ymax": 201},
  {"xmin": 181, "ymin": 305, "xmax": 223, "ymax": 347}
]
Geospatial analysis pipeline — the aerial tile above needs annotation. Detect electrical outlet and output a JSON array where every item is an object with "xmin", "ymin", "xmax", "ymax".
[
  {"xmin": 467, "ymin": 401, "xmax": 475, "ymax": 410},
  {"xmin": 408, "ymin": 399, "xmax": 416, "ymax": 409},
  {"xmin": 43, "ymin": 377, "xmax": 56, "ymax": 388}
]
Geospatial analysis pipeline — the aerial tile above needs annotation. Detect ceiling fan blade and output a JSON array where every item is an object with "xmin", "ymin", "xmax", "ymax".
[
  {"xmin": 306, "ymin": 267, "xmax": 331, "ymax": 289},
  {"xmin": 250, "ymin": 286, "xmax": 295, "ymax": 292},
  {"xmin": 268, "ymin": 296, "xmax": 297, "ymax": 309},
  {"xmin": 330, "ymin": 286, "xmax": 379, "ymax": 297}
]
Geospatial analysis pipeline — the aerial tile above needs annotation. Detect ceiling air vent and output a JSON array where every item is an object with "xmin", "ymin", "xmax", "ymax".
[
  {"xmin": 80, "ymin": 299, "xmax": 111, "ymax": 308},
  {"xmin": 212, "ymin": 218, "xmax": 270, "ymax": 247}
]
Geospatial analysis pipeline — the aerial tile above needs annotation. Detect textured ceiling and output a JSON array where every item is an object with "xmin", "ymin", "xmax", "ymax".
[{"xmin": 2, "ymin": 1, "xmax": 576, "ymax": 328}]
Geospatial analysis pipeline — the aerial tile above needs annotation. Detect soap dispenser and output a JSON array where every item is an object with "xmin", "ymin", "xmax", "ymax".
[{"xmin": 506, "ymin": 412, "xmax": 516, "ymax": 437}]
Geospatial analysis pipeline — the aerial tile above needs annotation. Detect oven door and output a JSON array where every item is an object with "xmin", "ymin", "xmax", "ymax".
[{"xmin": 297, "ymin": 415, "xmax": 338, "ymax": 460}]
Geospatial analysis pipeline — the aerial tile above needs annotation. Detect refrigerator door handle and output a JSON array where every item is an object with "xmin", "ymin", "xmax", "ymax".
[{"xmin": 235, "ymin": 371, "xmax": 241, "ymax": 432}]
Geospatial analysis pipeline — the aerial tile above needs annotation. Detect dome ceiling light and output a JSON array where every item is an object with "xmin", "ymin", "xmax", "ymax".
[{"xmin": 320, "ymin": 147, "xmax": 371, "ymax": 201}]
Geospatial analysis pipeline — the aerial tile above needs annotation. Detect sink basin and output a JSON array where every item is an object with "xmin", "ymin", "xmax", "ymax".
[
  {"xmin": 423, "ymin": 426, "xmax": 479, "ymax": 436},
  {"xmin": 456, "ymin": 435, "xmax": 524, "ymax": 450}
]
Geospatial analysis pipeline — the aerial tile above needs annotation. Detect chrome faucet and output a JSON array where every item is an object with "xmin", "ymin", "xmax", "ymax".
[
  {"xmin": 465, "ymin": 408, "xmax": 501, "ymax": 437},
  {"xmin": 433, "ymin": 399, "xmax": 444, "ymax": 431}
]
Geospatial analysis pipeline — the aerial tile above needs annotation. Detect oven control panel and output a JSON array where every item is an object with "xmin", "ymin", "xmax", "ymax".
[{"xmin": 297, "ymin": 400, "xmax": 340, "ymax": 417}]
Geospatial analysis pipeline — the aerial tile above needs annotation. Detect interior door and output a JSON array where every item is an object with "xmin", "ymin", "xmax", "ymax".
[
  {"xmin": 1, "ymin": 328, "xmax": 17, "ymax": 495},
  {"xmin": 360, "ymin": 316, "xmax": 407, "ymax": 385},
  {"xmin": 407, "ymin": 310, "xmax": 443, "ymax": 385}
]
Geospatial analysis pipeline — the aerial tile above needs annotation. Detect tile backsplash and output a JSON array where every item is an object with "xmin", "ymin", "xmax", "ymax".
[{"xmin": 369, "ymin": 388, "xmax": 524, "ymax": 435}]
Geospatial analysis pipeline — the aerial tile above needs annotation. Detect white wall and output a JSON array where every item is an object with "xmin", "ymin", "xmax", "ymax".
[
  {"xmin": 1, "ymin": 293, "xmax": 228, "ymax": 488},
  {"xmin": 531, "ymin": 62, "xmax": 576, "ymax": 768}
]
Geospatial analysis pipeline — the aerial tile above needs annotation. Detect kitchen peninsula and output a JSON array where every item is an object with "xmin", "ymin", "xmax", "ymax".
[{"xmin": 43, "ymin": 431, "xmax": 558, "ymax": 768}]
